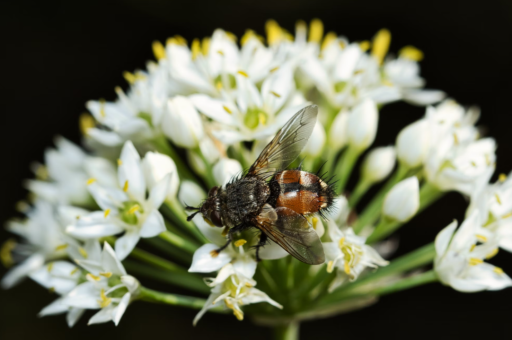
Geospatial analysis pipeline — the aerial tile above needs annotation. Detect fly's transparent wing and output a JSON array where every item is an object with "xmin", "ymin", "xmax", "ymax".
[
  {"xmin": 256, "ymin": 206, "xmax": 325, "ymax": 265},
  {"xmin": 248, "ymin": 105, "xmax": 318, "ymax": 178}
]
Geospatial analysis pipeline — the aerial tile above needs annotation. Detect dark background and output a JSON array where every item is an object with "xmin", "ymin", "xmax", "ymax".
[{"xmin": 1, "ymin": 0, "xmax": 512, "ymax": 339}]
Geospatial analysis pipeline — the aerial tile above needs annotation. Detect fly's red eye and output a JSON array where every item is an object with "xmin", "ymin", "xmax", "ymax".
[
  {"xmin": 209, "ymin": 210, "xmax": 223, "ymax": 227},
  {"xmin": 208, "ymin": 186, "xmax": 219, "ymax": 197}
]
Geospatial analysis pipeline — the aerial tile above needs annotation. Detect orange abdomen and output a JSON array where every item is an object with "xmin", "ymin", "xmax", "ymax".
[{"xmin": 274, "ymin": 170, "xmax": 332, "ymax": 215}]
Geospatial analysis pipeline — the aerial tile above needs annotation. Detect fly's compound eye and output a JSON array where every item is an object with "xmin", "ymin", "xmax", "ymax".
[
  {"xmin": 209, "ymin": 210, "xmax": 223, "ymax": 227},
  {"xmin": 208, "ymin": 186, "xmax": 219, "ymax": 197}
]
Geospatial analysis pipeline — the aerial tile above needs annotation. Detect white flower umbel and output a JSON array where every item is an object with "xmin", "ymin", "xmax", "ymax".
[
  {"xmin": 66, "ymin": 141, "xmax": 169, "ymax": 260},
  {"xmin": 382, "ymin": 177, "xmax": 420, "ymax": 222},
  {"xmin": 61, "ymin": 242, "xmax": 140, "ymax": 326},
  {"xmin": 434, "ymin": 211, "xmax": 512, "ymax": 292},
  {"xmin": 193, "ymin": 264, "xmax": 282, "ymax": 324},
  {"xmin": 323, "ymin": 222, "xmax": 388, "ymax": 292},
  {"xmin": 25, "ymin": 137, "xmax": 117, "ymax": 207},
  {"xmin": 2, "ymin": 200, "xmax": 70, "ymax": 289},
  {"xmin": 361, "ymin": 146, "xmax": 396, "ymax": 184},
  {"xmin": 142, "ymin": 151, "xmax": 180, "ymax": 201}
]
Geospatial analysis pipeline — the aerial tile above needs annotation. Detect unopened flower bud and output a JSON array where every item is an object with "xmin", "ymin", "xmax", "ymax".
[
  {"xmin": 362, "ymin": 146, "xmax": 396, "ymax": 184},
  {"xmin": 347, "ymin": 99, "xmax": 378, "ymax": 152},
  {"xmin": 179, "ymin": 180, "xmax": 206, "ymax": 208},
  {"xmin": 162, "ymin": 96, "xmax": 204, "ymax": 148},
  {"xmin": 382, "ymin": 176, "xmax": 419, "ymax": 222},
  {"xmin": 213, "ymin": 158, "xmax": 243, "ymax": 186},
  {"xmin": 329, "ymin": 110, "xmax": 349, "ymax": 150},
  {"xmin": 142, "ymin": 152, "xmax": 180, "ymax": 200},
  {"xmin": 304, "ymin": 122, "xmax": 326, "ymax": 157},
  {"xmin": 396, "ymin": 120, "xmax": 430, "ymax": 169}
]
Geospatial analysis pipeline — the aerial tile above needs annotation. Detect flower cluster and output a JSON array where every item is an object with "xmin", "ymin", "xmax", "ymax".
[{"xmin": 2, "ymin": 19, "xmax": 511, "ymax": 336}]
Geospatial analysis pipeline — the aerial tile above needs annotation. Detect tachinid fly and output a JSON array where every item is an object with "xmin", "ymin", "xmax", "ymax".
[{"xmin": 186, "ymin": 105, "xmax": 335, "ymax": 265}]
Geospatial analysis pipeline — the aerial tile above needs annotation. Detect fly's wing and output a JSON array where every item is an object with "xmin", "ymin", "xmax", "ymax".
[
  {"xmin": 247, "ymin": 105, "xmax": 318, "ymax": 178},
  {"xmin": 256, "ymin": 206, "xmax": 325, "ymax": 265}
]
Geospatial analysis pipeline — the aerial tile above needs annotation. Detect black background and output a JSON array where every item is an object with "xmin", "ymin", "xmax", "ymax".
[{"xmin": 1, "ymin": 0, "xmax": 512, "ymax": 339}]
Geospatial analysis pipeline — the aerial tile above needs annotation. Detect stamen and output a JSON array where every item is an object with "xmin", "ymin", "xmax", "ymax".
[
  {"xmin": 502, "ymin": 212, "xmax": 512, "ymax": 219},
  {"xmin": 399, "ymin": 46, "xmax": 424, "ymax": 61},
  {"xmin": 338, "ymin": 237, "xmax": 345, "ymax": 248},
  {"xmin": 191, "ymin": 39, "xmax": 201, "ymax": 60},
  {"xmin": 152, "ymin": 41, "xmax": 166, "ymax": 60},
  {"xmin": 217, "ymin": 50, "xmax": 224, "ymax": 56},
  {"xmin": 485, "ymin": 154, "xmax": 491, "ymax": 166},
  {"xmin": 270, "ymin": 91, "xmax": 281, "ymax": 98},
  {"xmin": 225, "ymin": 31, "xmax": 237, "ymax": 42},
  {"xmin": 117, "ymin": 159, "xmax": 123, "ymax": 166},
  {"xmin": 495, "ymin": 193, "xmax": 502, "ymax": 205},
  {"xmin": 308, "ymin": 18, "xmax": 323, "ymax": 43},
  {"xmin": 359, "ymin": 40, "xmax": 370, "ymax": 52},
  {"xmin": 233, "ymin": 309, "xmax": 244, "ymax": 321},
  {"xmin": 79, "ymin": 113, "xmax": 95, "ymax": 136},
  {"xmin": 344, "ymin": 261, "xmax": 351, "ymax": 275},
  {"xmin": 326, "ymin": 260, "xmax": 334, "ymax": 273},
  {"xmin": 100, "ymin": 272, "xmax": 113, "ymax": 278},
  {"xmin": 70, "ymin": 267, "xmax": 79, "ymax": 275},
  {"xmin": 87, "ymin": 273, "xmax": 101, "ymax": 281},
  {"xmin": 202, "ymin": 37, "xmax": 210, "ymax": 56},
  {"xmin": 210, "ymin": 250, "xmax": 219, "ymax": 258},
  {"xmin": 15, "ymin": 201, "xmax": 29, "ymax": 213},
  {"xmin": 99, "ymin": 99, "xmax": 106, "ymax": 117},
  {"xmin": 475, "ymin": 234, "xmax": 488, "ymax": 242},
  {"xmin": 47, "ymin": 262, "xmax": 54, "ymax": 273},
  {"xmin": 470, "ymin": 161, "xmax": 477, "ymax": 167},
  {"xmin": 493, "ymin": 267, "xmax": 504, "ymax": 275},
  {"xmin": 79, "ymin": 247, "xmax": 88, "ymax": 259},
  {"xmin": 453, "ymin": 133, "xmax": 459, "ymax": 145},
  {"xmin": 270, "ymin": 66, "xmax": 279, "ymax": 73},
  {"xmin": 55, "ymin": 244, "xmax": 68, "ymax": 251},
  {"xmin": 104, "ymin": 209, "xmax": 111, "ymax": 218},
  {"xmin": 87, "ymin": 178, "xmax": 96, "ymax": 186},
  {"xmin": 499, "ymin": 173, "xmax": 507, "ymax": 182},
  {"xmin": 216, "ymin": 81, "xmax": 223, "ymax": 91},
  {"xmin": 468, "ymin": 258, "xmax": 483, "ymax": 266},
  {"xmin": 486, "ymin": 248, "xmax": 499, "ymax": 260},
  {"xmin": 98, "ymin": 288, "xmax": 112, "ymax": 308},
  {"xmin": 321, "ymin": 32, "xmax": 337, "ymax": 50},
  {"xmin": 223, "ymin": 105, "xmax": 232, "ymax": 114},
  {"xmin": 371, "ymin": 28, "xmax": 391, "ymax": 64},
  {"xmin": 48, "ymin": 287, "xmax": 56, "ymax": 294},
  {"xmin": 234, "ymin": 239, "xmax": 247, "ymax": 247},
  {"xmin": 470, "ymin": 244, "xmax": 476, "ymax": 252},
  {"xmin": 128, "ymin": 205, "xmax": 140, "ymax": 215},
  {"xmin": 265, "ymin": 19, "xmax": 282, "ymax": 45},
  {"xmin": 237, "ymin": 70, "xmax": 249, "ymax": 78},
  {"xmin": 123, "ymin": 180, "xmax": 129, "ymax": 192},
  {"xmin": 123, "ymin": 71, "xmax": 137, "ymax": 84}
]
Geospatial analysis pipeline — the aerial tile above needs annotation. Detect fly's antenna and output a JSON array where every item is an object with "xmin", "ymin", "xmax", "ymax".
[
  {"xmin": 186, "ymin": 211, "xmax": 200, "ymax": 221},
  {"xmin": 184, "ymin": 203, "xmax": 200, "ymax": 222}
]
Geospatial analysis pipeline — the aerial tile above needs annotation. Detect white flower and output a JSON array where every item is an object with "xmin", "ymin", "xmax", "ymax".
[
  {"xmin": 25, "ymin": 137, "xmax": 117, "ymax": 207},
  {"xmin": 59, "ymin": 242, "xmax": 140, "ymax": 326},
  {"xmin": 2, "ymin": 200, "xmax": 69, "ymax": 289},
  {"xmin": 213, "ymin": 158, "xmax": 243, "ymax": 186},
  {"xmin": 328, "ymin": 109, "xmax": 349, "ymax": 151},
  {"xmin": 162, "ymin": 96, "xmax": 204, "ymax": 149},
  {"xmin": 323, "ymin": 222, "xmax": 388, "ymax": 292},
  {"xmin": 347, "ymin": 99, "xmax": 378, "ymax": 152},
  {"xmin": 382, "ymin": 177, "xmax": 420, "ymax": 222},
  {"xmin": 66, "ymin": 141, "xmax": 169, "ymax": 260},
  {"xmin": 178, "ymin": 180, "xmax": 207, "ymax": 208},
  {"xmin": 304, "ymin": 121, "xmax": 326, "ymax": 157},
  {"xmin": 142, "ymin": 151, "xmax": 180, "ymax": 201},
  {"xmin": 396, "ymin": 120, "xmax": 430, "ymax": 169},
  {"xmin": 434, "ymin": 211, "xmax": 512, "ymax": 292},
  {"xmin": 361, "ymin": 146, "xmax": 396, "ymax": 184},
  {"xmin": 193, "ymin": 264, "xmax": 282, "ymax": 325}
]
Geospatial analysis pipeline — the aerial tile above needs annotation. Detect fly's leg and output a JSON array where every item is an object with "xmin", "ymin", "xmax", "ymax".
[
  {"xmin": 255, "ymin": 232, "xmax": 268, "ymax": 262},
  {"xmin": 213, "ymin": 224, "xmax": 245, "ymax": 256}
]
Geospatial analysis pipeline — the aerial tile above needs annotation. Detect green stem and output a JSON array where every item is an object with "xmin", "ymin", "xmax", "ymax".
[
  {"xmin": 129, "ymin": 247, "xmax": 185, "ymax": 273},
  {"xmin": 141, "ymin": 237, "xmax": 192, "ymax": 264},
  {"xmin": 419, "ymin": 182, "xmax": 444, "ymax": 213},
  {"xmin": 124, "ymin": 260, "xmax": 209, "ymax": 294},
  {"xmin": 159, "ymin": 230, "xmax": 198, "ymax": 254},
  {"xmin": 334, "ymin": 146, "xmax": 361, "ymax": 195},
  {"xmin": 366, "ymin": 218, "xmax": 399, "ymax": 244},
  {"xmin": 163, "ymin": 198, "xmax": 208, "ymax": 243},
  {"xmin": 348, "ymin": 180, "xmax": 371, "ymax": 208},
  {"xmin": 353, "ymin": 163, "xmax": 410, "ymax": 234},
  {"xmin": 273, "ymin": 322, "xmax": 300, "ymax": 340},
  {"xmin": 138, "ymin": 286, "xmax": 218, "ymax": 310},
  {"xmin": 195, "ymin": 147, "xmax": 217, "ymax": 188},
  {"xmin": 371, "ymin": 270, "xmax": 438, "ymax": 296},
  {"xmin": 151, "ymin": 134, "xmax": 197, "ymax": 182}
]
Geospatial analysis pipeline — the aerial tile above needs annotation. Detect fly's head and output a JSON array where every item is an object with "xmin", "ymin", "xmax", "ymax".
[{"xmin": 185, "ymin": 186, "xmax": 223, "ymax": 227}]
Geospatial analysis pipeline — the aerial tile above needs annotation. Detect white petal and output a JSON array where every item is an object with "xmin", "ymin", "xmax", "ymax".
[
  {"xmin": 1, "ymin": 253, "xmax": 45, "ymax": 289},
  {"xmin": 67, "ymin": 308, "xmax": 85, "ymax": 327},
  {"xmin": 102, "ymin": 242, "xmax": 127, "ymax": 276},
  {"xmin": 323, "ymin": 242, "xmax": 342, "ymax": 262},
  {"xmin": 189, "ymin": 244, "xmax": 231, "ymax": 273},
  {"xmin": 403, "ymin": 89, "xmax": 445, "ymax": 106},
  {"xmin": 193, "ymin": 214, "xmax": 226, "ymax": 245},
  {"xmin": 87, "ymin": 128, "xmax": 123, "ymax": 147},
  {"xmin": 88, "ymin": 306, "xmax": 114, "ymax": 325},
  {"xmin": 435, "ymin": 220, "xmax": 458, "ymax": 256},
  {"xmin": 258, "ymin": 241, "xmax": 289, "ymax": 260},
  {"xmin": 189, "ymin": 94, "xmax": 239, "ymax": 126},
  {"xmin": 148, "ymin": 175, "xmax": 170, "ymax": 209},
  {"xmin": 115, "ymin": 231, "xmax": 141, "ymax": 260},
  {"xmin": 65, "ymin": 282, "xmax": 102, "ymax": 309},
  {"xmin": 193, "ymin": 293, "xmax": 222, "ymax": 326},
  {"xmin": 232, "ymin": 257, "xmax": 257, "ymax": 278},
  {"xmin": 39, "ymin": 298, "xmax": 68, "ymax": 317},
  {"xmin": 113, "ymin": 293, "xmax": 131, "ymax": 325},
  {"xmin": 140, "ymin": 210, "xmax": 166, "ymax": 238},
  {"xmin": 66, "ymin": 222, "xmax": 124, "ymax": 239},
  {"xmin": 179, "ymin": 180, "xmax": 206, "ymax": 208},
  {"xmin": 118, "ymin": 141, "xmax": 146, "ymax": 202}
]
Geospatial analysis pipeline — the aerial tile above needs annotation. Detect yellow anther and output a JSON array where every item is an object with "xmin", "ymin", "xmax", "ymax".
[
  {"xmin": 216, "ymin": 81, "xmax": 223, "ymax": 91},
  {"xmin": 210, "ymin": 250, "xmax": 219, "ymax": 258},
  {"xmin": 471, "ymin": 161, "xmax": 477, "ymax": 167},
  {"xmin": 87, "ymin": 178, "xmax": 96, "ymax": 186},
  {"xmin": 152, "ymin": 41, "xmax": 166, "ymax": 61},
  {"xmin": 309, "ymin": 18, "xmax": 323, "ymax": 43},
  {"xmin": 470, "ymin": 244, "xmax": 476, "ymax": 252},
  {"xmin": 503, "ymin": 212, "xmax": 512, "ymax": 219},
  {"xmin": 495, "ymin": 193, "xmax": 502, "ymax": 205},
  {"xmin": 270, "ymin": 91, "xmax": 281, "ymax": 98},
  {"xmin": 49, "ymin": 287, "xmax": 56, "ymax": 294},
  {"xmin": 326, "ymin": 260, "xmax": 334, "ymax": 273},
  {"xmin": 123, "ymin": 71, "xmax": 137, "ymax": 84},
  {"xmin": 76, "ymin": 215, "xmax": 80, "ymax": 220},
  {"xmin": 234, "ymin": 239, "xmax": 247, "ymax": 247},
  {"xmin": 217, "ymin": 50, "xmax": 224, "ymax": 56},
  {"xmin": 344, "ymin": 261, "xmax": 351, "ymax": 275},
  {"xmin": 79, "ymin": 247, "xmax": 88, "ymax": 259},
  {"xmin": 70, "ymin": 267, "xmax": 79, "ymax": 275},
  {"xmin": 270, "ymin": 66, "xmax": 279, "ymax": 73},
  {"xmin": 86, "ymin": 273, "xmax": 101, "ymax": 281},
  {"xmin": 233, "ymin": 309, "xmax": 244, "ymax": 321},
  {"xmin": 382, "ymin": 79, "xmax": 393, "ymax": 87},
  {"xmin": 224, "ymin": 31, "xmax": 237, "ymax": 42},
  {"xmin": 100, "ymin": 272, "xmax": 112, "ymax": 278},
  {"xmin": 127, "ymin": 205, "xmax": 140, "ymax": 215},
  {"xmin": 55, "ymin": 244, "xmax": 68, "ymax": 251},
  {"xmin": 202, "ymin": 37, "xmax": 210, "ymax": 56},
  {"xmin": 47, "ymin": 262, "xmax": 54, "ymax": 273},
  {"xmin": 99, "ymin": 98, "xmax": 106, "ymax": 117},
  {"xmin": 371, "ymin": 28, "xmax": 391, "ymax": 64},
  {"xmin": 338, "ymin": 237, "xmax": 345, "ymax": 248},
  {"xmin": 485, "ymin": 154, "xmax": 491, "ymax": 166},
  {"xmin": 191, "ymin": 38, "xmax": 201, "ymax": 60},
  {"xmin": 399, "ymin": 45, "xmax": 424, "ymax": 61},
  {"xmin": 354, "ymin": 69, "xmax": 365, "ymax": 75},
  {"xmin": 493, "ymin": 267, "xmax": 504, "ymax": 275},
  {"xmin": 499, "ymin": 173, "xmax": 507, "ymax": 182},
  {"xmin": 244, "ymin": 282, "xmax": 254, "ymax": 288},
  {"xmin": 123, "ymin": 180, "xmax": 129, "ymax": 192},
  {"xmin": 258, "ymin": 112, "xmax": 267, "ymax": 125},
  {"xmin": 241, "ymin": 29, "xmax": 264, "ymax": 46},
  {"xmin": 469, "ymin": 258, "xmax": 483, "ymax": 266},
  {"xmin": 359, "ymin": 40, "xmax": 371, "ymax": 52},
  {"xmin": 98, "ymin": 289, "xmax": 112, "ymax": 308},
  {"xmin": 104, "ymin": 209, "xmax": 111, "ymax": 218},
  {"xmin": 15, "ymin": 200, "xmax": 30, "ymax": 213},
  {"xmin": 486, "ymin": 248, "xmax": 499, "ymax": 260},
  {"xmin": 320, "ymin": 32, "xmax": 337, "ymax": 51},
  {"xmin": 476, "ymin": 234, "xmax": 488, "ymax": 242},
  {"xmin": 266, "ymin": 19, "xmax": 282, "ymax": 45},
  {"xmin": 117, "ymin": 159, "xmax": 123, "ymax": 166},
  {"xmin": 453, "ymin": 133, "xmax": 459, "ymax": 145},
  {"xmin": 79, "ymin": 113, "xmax": 95, "ymax": 136},
  {"xmin": 223, "ymin": 105, "xmax": 232, "ymax": 114},
  {"xmin": 173, "ymin": 35, "xmax": 187, "ymax": 45},
  {"xmin": 338, "ymin": 40, "xmax": 346, "ymax": 49},
  {"xmin": 0, "ymin": 239, "xmax": 16, "ymax": 268},
  {"xmin": 311, "ymin": 217, "xmax": 319, "ymax": 229},
  {"xmin": 34, "ymin": 164, "xmax": 49, "ymax": 180},
  {"xmin": 237, "ymin": 70, "xmax": 249, "ymax": 78}
]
